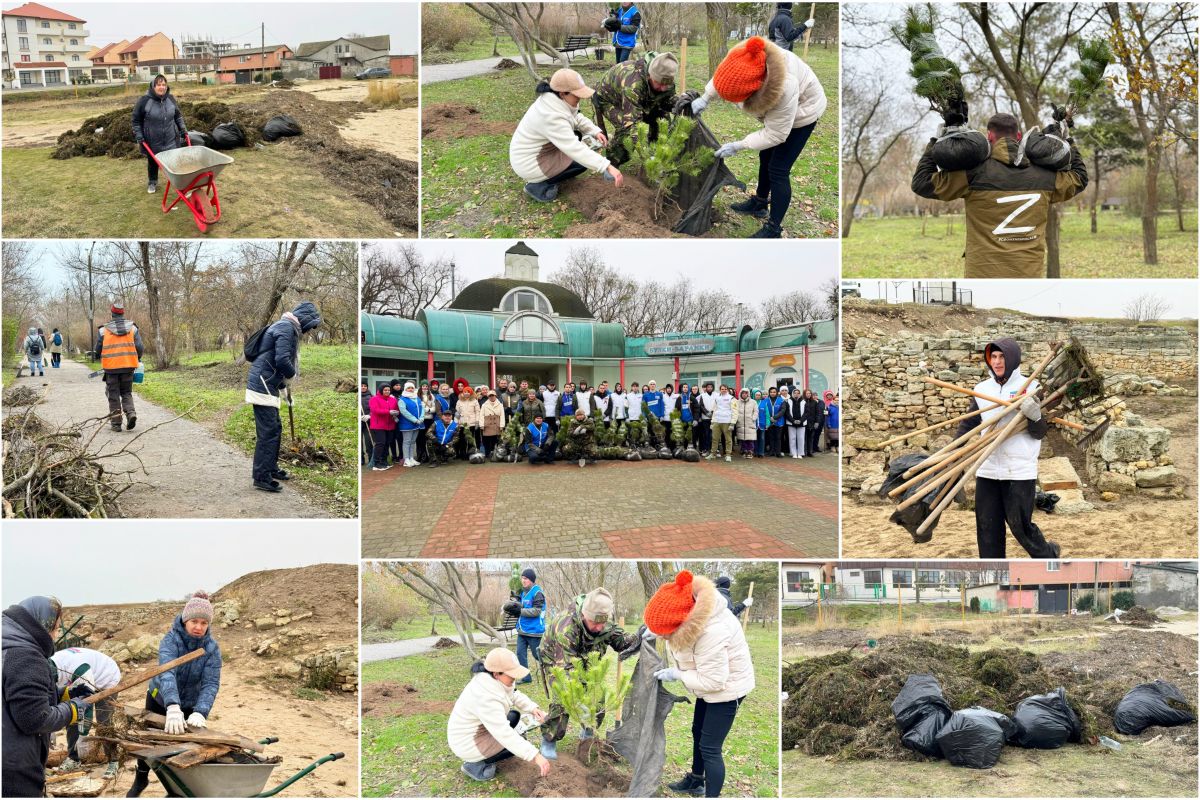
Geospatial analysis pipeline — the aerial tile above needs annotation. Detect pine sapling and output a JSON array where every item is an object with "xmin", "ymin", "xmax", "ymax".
[
  {"xmin": 632, "ymin": 116, "xmax": 714, "ymax": 220},
  {"xmin": 891, "ymin": 4, "xmax": 966, "ymax": 117},
  {"xmin": 548, "ymin": 652, "xmax": 633, "ymax": 764}
]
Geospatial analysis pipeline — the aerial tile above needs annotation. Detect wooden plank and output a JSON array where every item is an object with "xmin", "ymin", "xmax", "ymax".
[
  {"xmin": 136, "ymin": 731, "xmax": 260, "ymax": 752},
  {"xmin": 116, "ymin": 742, "xmax": 195, "ymax": 760},
  {"xmin": 78, "ymin": 649, "xmax": 204, "ymax": 706},
  {"xmin": 126, "ymin": 708, "xmax": 264, "ymax": 752},
  {"xmin": 46, "ymin": 772, "xmax": 87, "ymax": 784},
  {"xmin": 165, "ymin": 745, "xmax": 232, "ymax": 769}
]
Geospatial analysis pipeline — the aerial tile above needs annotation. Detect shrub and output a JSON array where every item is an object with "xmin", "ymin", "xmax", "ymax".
[
  {"xmin": 362, "ymin": 570, "xmax": 419, "ymax": 629},
  {"xmin": 1112, "ymin": 590, "xmax": 1135, "ymax": 610},
  {"xmin": 421, "ymin": 3, "xmax": 488, "ymax": 53},
  {"xmin": 969, "ymin": 596, "xmax": 981, "ymax": 613},
  {"xmin": 1075, "ymin": 593, "xmax": 1095, "ymax": 612}
]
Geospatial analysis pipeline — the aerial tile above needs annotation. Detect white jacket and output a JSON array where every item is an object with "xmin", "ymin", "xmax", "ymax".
[
  {"xmin": 666, "ymin": 576, "xmax": 756, "ymax": 703},
  {"xmin": 611, "ymin": 393, "xmax": 628, "ymax": 419},
  {"xmin": 509, "ymin": 92, "xmax": 610, "ymax": 182},
  {"xmin": 50, "ymin": 648, "xmax": 121, "ymax": 693},
  {"xmin": 703, "ymin": 40, "xmax": 827, "ymax": 152},
  {"xmin": 447, "ymin": 672, "xmax": 541, "ymax": 763},
  {"xmin": 974, "ymin": 368, "xmax": 1042, "ymax": 481},
  {"xmin": 542, "ymin": 389, "xmax": 561, "ymax": 417},
  {"xmin": 713, "ymin": 393, "xmax": 736, "ymax": 424},
  {"xmin": 626, "ymin": 392, "xmax": 644, "ymax": 420}
]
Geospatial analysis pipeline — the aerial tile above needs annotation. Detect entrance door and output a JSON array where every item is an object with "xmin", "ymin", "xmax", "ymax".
[{"xmin": 1037, "ymin": 586, "xmax": 1068, "ymax": 614}]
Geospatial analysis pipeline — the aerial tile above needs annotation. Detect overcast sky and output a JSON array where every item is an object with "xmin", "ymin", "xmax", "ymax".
[
  {"xmin": 23, "ymin": 240, "xmax": 250, "ymax": 294},
  {"xmin": 2, "ymin": 520, "xmax": 357, "ymax": 606},
  {"xmin": 367, "ymin": 239, "xmax": 840, "ymax": 306},
  {"xmin": 8, "ymin": 0, "xmax": 418, "ymax": 54},
  {"xmin": 849, "ymin": 279, "xmax": 1199, "ymax": 320}
]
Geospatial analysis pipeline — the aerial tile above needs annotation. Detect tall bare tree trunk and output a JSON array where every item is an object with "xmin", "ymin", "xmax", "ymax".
[
  {"xmin": 1142, "ymin": 147, "xmax": 1160, "ymax": 264},
  {"xmin": 705, "ymin": 3, "xmax": 728, "ymax": 76},
  {"xmin": 255, "ymin": 241, "xmax": 317, "ymax": 332},
  {"xmin": 138, "ymin": 242, "xmax": 171, "ymax": 368},
  {"xmin": 1090, "ymin": 154, "xmax": 1102, "ymax": 234}
]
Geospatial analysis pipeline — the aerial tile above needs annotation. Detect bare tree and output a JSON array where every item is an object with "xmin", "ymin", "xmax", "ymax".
[
  {"xmin": 1123, "ymin": 293, "xmax": 1171, "ymax": 323},
  {"xmin": 1, "ymin": 241, "xmax": 38, "ymax": 338},
  {"xmin": 360, "ymin": 243, "xmax": 456, "ymax": 317},
  {"xmin": 249, "ymin": 241, "xmax": 319, "ymax": 333},
  {"xmin": 384, "ymin": 562, "xmax": 502, "ymax": 660},
  {"xmin": 548, "ymin": 247, "xmax": 638, "ymax": 323},
  {"xmin": 757, "ymin": 290, "xmax": 824, "ymax": 326},
  {"xmin": 466, "ymin": 2, "xmax": 567, "ymax": 81},
  {"xmin": 111, "ymin": 242, "xmax": 172, "ymax": 368}
]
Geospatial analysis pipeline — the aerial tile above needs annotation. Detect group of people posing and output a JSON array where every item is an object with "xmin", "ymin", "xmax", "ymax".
[
  {"xmin": 361, "ymin": 376, "xmax": 839, "ymax": 470},
  {"xmin": 447, "ymin": 568, "xmax": 753, "ymax": 797},
  {"xmin": 508, "ymin": 2, "xmax": 826, "ymax": 238}
]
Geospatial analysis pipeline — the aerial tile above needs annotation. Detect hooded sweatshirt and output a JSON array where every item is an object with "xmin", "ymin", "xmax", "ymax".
[
  {"xmin": 954, "ymin": 338, "xmax": 1047, "ymax": 481},
  {"xmin": 912, "ymin": 133, "xmax": 1087, "ymax": 278},
  {"xmin": 132, "ymin": 75, "xmax": 187, "ymax": 153}
]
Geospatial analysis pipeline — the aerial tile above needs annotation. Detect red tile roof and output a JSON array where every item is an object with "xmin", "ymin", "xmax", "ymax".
[
  {"xmin": 2, "ymin": 2, "xmax": 86, "ymax": 23},
  {"xmin": 14, "ymin": 61, "xmax": 68, "ymax": 67},
  {"xmin": 118, "ymin": 35, "xmax": 151, "ymax": 55}
]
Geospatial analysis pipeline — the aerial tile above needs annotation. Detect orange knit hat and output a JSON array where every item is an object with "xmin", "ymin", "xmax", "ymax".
[
  {"xmin": 712, "ymin": 36, "xmax": 768, "ymax": 103},
  {"xmin": 644, "ymin": 570, "xmax": 696, "ymax": 636}
]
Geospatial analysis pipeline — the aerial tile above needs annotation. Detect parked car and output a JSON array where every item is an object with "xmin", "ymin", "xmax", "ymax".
[{"xmin": 355, "ymin": 67, "xmax": 391, "ymax": 80}]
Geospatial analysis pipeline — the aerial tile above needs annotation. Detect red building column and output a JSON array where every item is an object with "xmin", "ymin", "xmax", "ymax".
[
  {"xmin": 619, "ymin": 359, "xmax": 625, "ymax": 386},
  {"xmin": 427, "ymin": 351, "xmax": 434, "ymax": 381},
  {"xmin": 673, "ymin": 357, "xmax": 680, "ymax": 388},
  {"xmin": 489, "ymin": 356, "xmax": 496, "ymax": 387},
  {"xmin": 567, "ymin": 357, "xmax": 573, "ymax": 383},
  {"xmin": 803, "ymin": 345, "xmax": 810, "ymax": 390},
  {"xmin": 734, "ymin": 353, "xmax": 742, "ymax": 393}
]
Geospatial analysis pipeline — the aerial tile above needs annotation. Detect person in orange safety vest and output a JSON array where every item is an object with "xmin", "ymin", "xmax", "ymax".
[{"xmin": 95, "ymin": 301, "xmax": 143, "ymax": 432}]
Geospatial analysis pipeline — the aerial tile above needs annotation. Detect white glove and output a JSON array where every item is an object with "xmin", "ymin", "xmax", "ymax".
[
  {"xmin": 360, "ymin": 414, "xmax": 370, "ymax": 422},
  {"xmin": 1020, "ymin": 396, "xmax": 1041, "ymax": 421},
  {"xmin": 804, "ymin": 18, "xmax": 815, "ymax": 28},
  {"xmin": 186, "ymin": 712, "xmax": 207, "ymax": 729},
  {"xmin": 714, "ymin": 142, "xmax": 746, "ymax": 159},
  {"xmin": 164, "ymin": 705, "xmax": 186, "ymax": 734},
  {"xmin": 653, "ymin": 667, "xmax": 682, "ymax": 682},
  {"xmin": 743, "ymin": 596, "xmax": 754, "ymax": 608},
  {"xmin": 690, "ymin": 96, "xmax": 709, "ymax": 115},
  {"xmin": 640, "ymin": 625, "xmax": 656, "ymax": 641}
]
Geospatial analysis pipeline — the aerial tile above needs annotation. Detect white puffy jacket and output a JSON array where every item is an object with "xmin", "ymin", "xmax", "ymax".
[
  {"xmin": 509, "ymin": 92, "xmax": 610, "ymax": 182},
  {"xmin": 447, "ymin": 671, "xmax": 541, "ymax": 763},
  {"xmin": 974, "ymin": 367, "xmax": 1042, "ymax": 481},
  {"xmin": 666, "ymin": 575, "xmax": 755, "ymax": 703}
]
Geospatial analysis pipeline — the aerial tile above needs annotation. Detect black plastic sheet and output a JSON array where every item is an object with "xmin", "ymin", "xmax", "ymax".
[
  {"xmin": 671, "ymin": 118, "xmax": 746, "ymax": 236},
  {"xmin": 607, "ymin": 638, "xmax": 689, "ymax": 798}
]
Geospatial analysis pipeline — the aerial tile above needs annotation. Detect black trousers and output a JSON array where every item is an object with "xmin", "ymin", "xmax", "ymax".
[
  {"xmin": 755, "ymin": 121, "xmax": 817, "ymax": 226},
  {"xmin": 390, "ymin": 425, "xmax": 403, "ymax": 461},
  {"xmin": 103, "ymin": 371, "xmax": 135, "ymax": 427},
  {"xmin": 481, "ymin": 710, "xmax": 523, "ymax": 765},
  {"xmin": 252, "ymin": 404, "xmax": 282, "ymax": 482},
  {"xmin": 546, "ymin": 417, "xmax": 559, "ymax": 433},
  {"xmin": 546, "ymin": 161, "xmax": 588, "ymax": 186},
  {"xmin": 132, "ymin": 691, "xmax": 194, "ymax": 797},
  {"xmin": 145, "ymin": 152, "xmax": 159, "ymax": 182},
  {"xmin": 691, "ymin": 696, "xmax": 743, "ymax": 798},
  {"xmin": 695, "ymin": 419, "xmax": 712, "ymax": 451},
  {"xmin": 417, "ymin": 420, "xmax": 432, "ymax": 461},
  {"xmin": 805, "ymin": 425, "xmax": 821, "ymax": 456},
  {"xmin": 371, "ymin": 429, "xmax": 391, "ymax": 467},
  {"xmin": 766, "ymin": 425, "xmax": 783, "ymax": 456},
  {"xmin": 360, "ymin": 421, "xmax": 372, "ymax": 465},
  {"xmin": 974, "ymin": 477, "xmax": 1058, "ymax": 558}
]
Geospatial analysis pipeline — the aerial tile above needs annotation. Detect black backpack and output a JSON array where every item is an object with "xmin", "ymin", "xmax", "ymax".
[
  {"xmin": 243, "ymin": 324, "xmax": 270, "ymax": 361},
  {"xmin": 27, "ymin": 338, "xmax": 42, "ymax": 358}
]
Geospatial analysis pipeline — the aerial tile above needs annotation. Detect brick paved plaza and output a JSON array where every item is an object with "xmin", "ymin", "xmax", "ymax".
[{"xmin": 362, "ymin": 452, "xmax": 838, "ymax": 558}]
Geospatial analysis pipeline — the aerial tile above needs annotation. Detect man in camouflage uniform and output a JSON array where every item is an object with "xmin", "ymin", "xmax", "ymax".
[
  {"xmin": 426, "ymin": 409, "xmax": 477, "ymax": 467},
  {"xmin": 537, "ymin": 588, "xmax": 641, "ymax": 759},
  {"xmin": 561, "ymin": 408, "xmax": 599, "ymax": 467},
  {"xmin": 592, "ymin": 51, "xmax": 680, "ymax": 167}
]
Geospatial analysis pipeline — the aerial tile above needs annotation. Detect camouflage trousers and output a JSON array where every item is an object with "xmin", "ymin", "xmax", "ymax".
[
  {"xmin": 561, "ymin": 441, "xmax": 600, "ymax": 461},
  {"xmin": 542, "ymin": 675, "xmax": 607, "ymax": 743}
]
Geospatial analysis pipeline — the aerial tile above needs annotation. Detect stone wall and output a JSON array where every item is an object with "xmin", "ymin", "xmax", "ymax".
[{"xmin": 1132, "ymin": 563, "xmax": 1198, "ymax": 610}]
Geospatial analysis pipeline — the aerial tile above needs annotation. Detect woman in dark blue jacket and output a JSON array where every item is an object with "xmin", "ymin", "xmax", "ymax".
[
  {"xmin": 132, "ymin": 74, "xmax": 187, "ymax": 194},
  {"xmin": 244, "ymin": 301, "xmax": 322, "ymax": 493},
  {"xmin": 127, "ymin": 592, "xmax": 221, "ymax": 798}
]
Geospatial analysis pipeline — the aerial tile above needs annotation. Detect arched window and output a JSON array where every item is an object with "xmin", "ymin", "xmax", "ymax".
[
  {"xmin": 499, "ymin": 287, "xmax": 552, "ymax": 315},
  {"xmin": 500, "ymin": 312, "xmax": 562, "ymax": 343}
]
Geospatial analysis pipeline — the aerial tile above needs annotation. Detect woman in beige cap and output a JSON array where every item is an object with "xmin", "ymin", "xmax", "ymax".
[{"xmin": 510, "ymin": 68, "xmax": 625, "ymax": 202}]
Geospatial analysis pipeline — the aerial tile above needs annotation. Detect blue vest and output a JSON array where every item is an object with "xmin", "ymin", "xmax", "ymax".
[
  {"xmin": 644, "ymin": 390, "xmax": 663, "ymax": 417},
  {"xmin": 614, "ymin": 4, "xmax": 639, "ymax": 48},
  {"xmin": 680, "ymin": 392, "xmax": 694, "ymax": 423},
  {"xmin": 436, "ymin": 394, "xmax": 451, "ymax": 414},
  {"xmin": 771, "ymin": 397, "xmax": 787, "ymax": 426},
  {"xmin": 434, "ymin": 418, "xmax": 458, "ymax": 445},
  {"xmin": 560, "ymin": 394, "xmax": 575, "ymax": 416},
  {"xmin": 757, "ymin": 398, "xmax": 770, "ymax": 428},
  {"xmin": 526, "ymin": 422, "xmax": 549, "ymax": 447},
  {"xmin": 517, "ymin": 584, "xmax": 546, "ymax": 636},
  {"xmin": 399, "ymin": 396, "xmax": 422, "ymax": 431}
]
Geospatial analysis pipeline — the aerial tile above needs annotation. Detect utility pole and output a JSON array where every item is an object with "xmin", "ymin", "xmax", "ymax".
[{"xmin": 261, "ymin": 23, "xmax": 265, "ymax": 82}]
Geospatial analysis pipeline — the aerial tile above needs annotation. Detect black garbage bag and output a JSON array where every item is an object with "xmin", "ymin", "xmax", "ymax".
[
  {"xmin": 1021, "ymin": 128, "xmax": 1070, "ymax": 171},
  {"xmin": 935, "ymin": 707, "xmax": 1017, "ymax": 769},
  {"xmin": 1011, "ymin": 688, "xmax": 1082, "ymax": 748},
  {"xmin": 892, "ymin": 674, "xmax": 952, "ymax": 758},
  {"xmin": 468, "ymin": 452, "xmax": 486, "ymax": 464},
  {"xmin": 880, "ymin": 454, "xmax": 966, "ymax": 544},
  {"xmin": 491, "ymin": 444, "xmax": 509, "ymax": 462},
  {"xmin": 1034, "ymin": 491, "xmax": 1060, "ymax": 513},
  {"xmin": 624, "ymin": 450, "xmax": 642, "ymax": 462},
  {"xmin": 671, "ymin": 117, "xmax": 746, "ymax": 236},
  {"xmin": 1113, "ymin": 680, "xmax": 1197, "ymax": 735},
  {"xmin": 672, "ymin": 446, "xmax": 685, "ymax": 459},
  {"xmin": 638, "ymin": 446, "xmax": 659, "ymax": 460},
  {"xmin": 209, "ymin": 122, "xmax": 247, "ymax": 150},
  {"xmin": 658, "ymin": 446, "xmax": 673, "ymax": 460},
  {"xmin": 682, "ymin": 447, "xmax": 701, "ymax": 463},
  {"xmin": 262, "ymin": 114, "xmax": 303, "ymax": 142},
  {"xmin": 186, "ymin": 130, "xmax": 211, "ymax": 148},
  {"xmin": 607, "ymin": 638, "xmax": 689, "ymax": 798},
  {"xmin": 930, "ymin": 126, "xmax": 990, "ymax": 172}
]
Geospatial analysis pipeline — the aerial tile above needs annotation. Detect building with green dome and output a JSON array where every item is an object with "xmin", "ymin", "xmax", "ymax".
[{"xmin": 361, "ymin": 242, "xmax": 838, "ymax": 395}]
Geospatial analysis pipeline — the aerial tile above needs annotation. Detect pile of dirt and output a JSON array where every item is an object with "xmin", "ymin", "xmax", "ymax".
[
  {"xmin": 496, "ymin": 58, "xmax": 521, "ymax": 69},
  {"xmin": 421, "ymin": 103, "xmax": 512, "ymax": 140},
  {"xmin": 560, "ymin": 172, "xmax": 682, "ymax": 238},
  {"xmin": 214, "ymin": 563, "xmax": 357, "ymax": 626},
  {"xmin": 781, "ymin": 636, "xmax": 1170, "ymax": 760},
  {"xmin": 2, "ymin": 384, "xmax": 44, "ymax": 406},
  {"xmin": 1119, "ymin": 605, "xmax": 1163, "ymax": 627},
  {"xmin": 497, "ymin": 750, "xmax": 630, "ymax": 798},
  {"xmin": 52, "ymin": 100, "xmax": 265, "ymax": 159},
  {"xmin": 432, "ymin": 636, "xmax": 459, "ymax": 649},
  {"xmin": 361, "ymin": 681, "xmax": 454, "ymax": 718}
]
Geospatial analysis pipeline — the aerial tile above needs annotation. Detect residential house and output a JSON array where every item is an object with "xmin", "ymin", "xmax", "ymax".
[
  {"xmin": 292, "ymin": 35, "xmax": 390, "ymax": 77},
  {"xmin": 1132, "ymin": 562, "xmax": 1198, "ymax": 610},
  {"xmin": 131, "ymin": 57, "xmax": 215, "ymax": 82},
  {"xmin": 782, "ymin": 561, "xmax": 1011, "ymax": 605},
  {"xmin": 84, "ymin": 39, "xmax": 128, "ymax": 82},
  {"xmin": 217, "ymin": 44, "xmax": 292, "ymax": 84},
  {"xmin": 781, "ymin": 562, "xmax": 835, "ymax": 605},
  {"xmin": 1, "ymin": 2, "xmax": 91, "ymax": 87},
  {"xmin": 117, "ymin": 32, "xmax": 174, "ymax": 70},
  {"xmin": 1004, "ymin": 561, "xmax": 1134, "ymax": 613}
]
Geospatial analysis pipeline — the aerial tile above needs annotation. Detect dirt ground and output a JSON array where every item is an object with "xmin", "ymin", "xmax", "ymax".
[
  {"xmin": 496, "ymin": 750, "xmax": 630, "ymax": 798},
  {"xmin": 361, "ymin": 682, "xmax": 454, "ymax": 719},
  {"xmin": 45, "ymin": 564, "xmax": 358, "ymax": 798},
  {"xmin": 341, "ymin": 106, "xmax": 419, "ymax": 161},
  {"xmin": 559, "ymin": 172, "xmax": 683, "ymax": 238},
  {"xmin": 422, "ymin": 102, "xmax": 513, "ymax": 140}
]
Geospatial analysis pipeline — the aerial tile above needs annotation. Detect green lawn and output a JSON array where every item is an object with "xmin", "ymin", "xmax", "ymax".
[
  {"xmin": 133, "ymin": 344, "xmax": 358, "ymax": 516},
  {"xmin": 423, "ymin": 37, "xmax": 523, "ymax": 64},
  {"xmin": 362, "ymin": 623, "xmax": 779, "ymax": 797},
  {"xmin": 422, "ymin": 43, "xmax": 838, "ymax": 239},
  {"xmin": 363, "ymin": 616, "xmax": 450, "ymax": 644},
  {"xmin": 842, "ymin": 209, "xmax": 1198, "ymax": 278}
]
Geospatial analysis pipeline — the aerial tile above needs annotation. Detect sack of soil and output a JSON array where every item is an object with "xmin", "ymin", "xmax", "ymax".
[
  {"xmin": 1011, "ymin": 687, "xmax": 1082, "ymax": 749},
  {"xmin": 638, "ymin": 446, "xmax": 658, "ymax": 460},
  {"xmin": 682, "ymin": 447, "xmax": 701, "ymax": 463},
  {"xmin": 891, "ymin": 674, "xmax": 952, "ymax": 757},
  {"xmin": 1019, "ymin": 127, "xmax": 1070, "ymax": 171},
  {"xmin": 262, "ymin": 114, "xmax": 303, "ymax": 142},
  {"xmin": 671, "ymin": 117, "xmax": 746, "ymax": 236},
  {"xmin": 210, "ymin": 122, "xmax": 247, "ymax": 150},
  {"xmin": 880, "ymin": 454, "xmax": 966, "ymax": 544},
  {"xmin": 930, "ymin": 126, "xmax": 990, "ymax": 172},
  {"xmin": 935, "ymin": 707, "xmax": 1017, "ymax": 769},
  {"xmin": 1113, "ymin": 680, "xmax": 1197, "ymax": 735},
  {"xmin": 187, "ymin": 130, "xmax": 211, "ymax": 148},
  {"xmin": 624, "ymin": 450, "xmax": 642, "ymax": 462}
]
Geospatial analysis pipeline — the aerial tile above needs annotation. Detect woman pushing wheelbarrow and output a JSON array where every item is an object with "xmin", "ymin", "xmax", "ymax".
[{"xmin": 133, "ymin": 74, "xmax": 187, "ymax": 195}]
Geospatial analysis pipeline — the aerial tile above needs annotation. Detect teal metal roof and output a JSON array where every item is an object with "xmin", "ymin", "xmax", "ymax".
[
  {"xmin": 361, "ymin": 312, "xmax": 626, "ymax": 359},
  {"xmin": 360, "ymin": 312, "xmax": 427, "ymax": 350}
]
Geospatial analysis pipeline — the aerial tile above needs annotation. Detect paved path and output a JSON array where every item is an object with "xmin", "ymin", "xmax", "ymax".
[
  {"xmin": 421, "ymin": 54, "xmax": 556, "ymax": 85},
  {"xmin": 363, "ymin": 451, "xmax": 839, "ymax": 558},
  {"xmin": 362, "ymin": 633, "xmax": 498, "ymax": 663},
  {"xmin": 5, "ymin": 360, "xmax": 328, "ymax": 518}
]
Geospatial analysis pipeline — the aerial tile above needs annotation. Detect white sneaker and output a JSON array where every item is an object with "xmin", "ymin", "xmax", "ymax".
[
  {"xmin": 579, "ymin": 458, "xmax": 586, "ymax": 468},
  {"xmin": 372, "ymin": 465, "xmax": 391, "ymax": 471},
  {"xmin": 725, "ymin": 455, "xmax": 732, "ymax": 462}
]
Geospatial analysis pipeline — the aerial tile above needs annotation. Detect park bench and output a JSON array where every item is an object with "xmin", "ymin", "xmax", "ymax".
[{"xmin": 559, "ymin": 34, "xmax": 595, "ymax": 62}]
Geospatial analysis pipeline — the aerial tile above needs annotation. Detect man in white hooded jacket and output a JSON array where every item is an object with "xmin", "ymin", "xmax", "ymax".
[{"xmin": 954, "ymin": 338, "xmax": 1060, "ymax": 559}]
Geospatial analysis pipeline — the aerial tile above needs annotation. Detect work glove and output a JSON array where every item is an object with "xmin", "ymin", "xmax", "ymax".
[
  {"xmin": 653, "ymin": 667, "xmax": 682, "ymax": 683},
  {"xmin": 673, "ymin": 90, "xmax": 701, "ymax": 116},
  {"xmin": 743, "ymin": 596, "xmax": 754, "ymax": 608},
  {"xmin": 942, "ymin": 98, "xmax": 969, "ymax": 128},
  {"xmin": 186, "ymin": 712, "xmax": 207, "ymax": 729},
  {"xmin": 1050, "ymin": 102, "xmax": 1075, "ymax": 128},
  {"xmin": 503, "ymin": 600, "xmax": 521, "ymax": 616},
  {"xmin": 639, "ymin": 624, "xmax": 656, "ymax": 642},
  {"xmin": 69, "ymin": 695, "xmax": 93, "ymax": 724},
  {"xmin": 714, "ymin": 141, "xmax": 746, "ymax": 160},
  {"xmin": 804, "ymin": 18, "xmax": 815, "ymax": 28},
  {"xmin": 1020, "ymin": 396, "xmax": 1042, "ymax": 422},
  {"xmin": 690, "ymin": 95, "xmax": 709, "ymax": 116},
  {"xmin": 165, "ymin": 705, "xmax": 186, "ymax": 734},
  {"xmin": 360, "ymin": 414, "xmax": 370, "ymax": 422},
  {"xmin": 573, "ymin": 426, "xmax": 586, "ymax": 436}
]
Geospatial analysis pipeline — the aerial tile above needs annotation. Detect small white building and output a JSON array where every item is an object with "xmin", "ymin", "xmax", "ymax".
[{"xmin": 1, "ymin": 2, "xmax": 93, "ymax": 88}]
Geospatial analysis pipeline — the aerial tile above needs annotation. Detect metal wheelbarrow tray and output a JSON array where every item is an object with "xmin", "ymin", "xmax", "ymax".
[
  {"xmin": 145, "ymin": 740, "xmax": 345, "ymax": 798},
  {"xmin": 143, "ymin": 142, "xmax": 234, "ymax": 233}
]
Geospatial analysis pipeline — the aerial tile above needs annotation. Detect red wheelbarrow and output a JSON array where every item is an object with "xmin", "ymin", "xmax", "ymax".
[{"xmin": 143, "ymin": 137, "xmax": 234, "ymax": 233}]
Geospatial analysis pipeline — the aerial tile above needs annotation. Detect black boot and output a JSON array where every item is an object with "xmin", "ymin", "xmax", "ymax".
[
  {"xmin": 126, "ymin": 764, "xmax": 150, "ymax": 797},
  {"xmin": 730, "ymin": 194, "xmax": 768, "ymax": 219},
  {"xmin": 749, "ymin": 220, "xmax": 783, "ymax": 238},
  {"xmin": 668, "ymin": 772, "xmax": 705, "ymax": 796}
]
